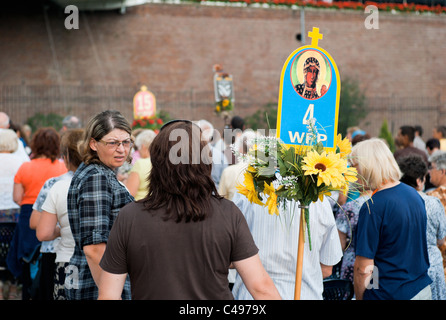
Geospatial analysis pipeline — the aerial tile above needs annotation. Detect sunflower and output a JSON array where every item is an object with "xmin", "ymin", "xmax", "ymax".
[
  {"xmin": 318, "ymin": 189, "xmax": 332, "ymax": 202},
  {"xmin": 302, "ymin": 150, "xmax": 346, "ymax": 188},
  {"xmin": 263, "ymin": 182, "xmax": 279, "ymax": 215},
  {"xmin": 336, "ymin": 134, "xmax": 352, "ymax": 159},
  {"xmin": 236, "ymin": 171, "xmax": 263, "ymax": 206},
  {"xmin": 344, "ymin": 166, "xmax": 358, "ymax": 183}
]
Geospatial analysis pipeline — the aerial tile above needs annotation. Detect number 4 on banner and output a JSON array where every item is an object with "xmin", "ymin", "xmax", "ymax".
[{"xmin": 302, "ymin": 104, "xmax": 314, "ymax": 125}]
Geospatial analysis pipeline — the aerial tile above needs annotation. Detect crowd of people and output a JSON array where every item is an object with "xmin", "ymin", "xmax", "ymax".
[{"xmin": 0, "ymin": 109, "xmax": 446, "ymax": 300}]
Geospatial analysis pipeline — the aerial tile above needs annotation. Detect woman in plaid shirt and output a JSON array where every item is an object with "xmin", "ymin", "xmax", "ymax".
[{"xmin": 65, "ymin": 110, "xmax": 134, "ymax": 300}]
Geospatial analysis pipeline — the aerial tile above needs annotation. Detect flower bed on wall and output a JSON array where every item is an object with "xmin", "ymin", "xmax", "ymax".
[{"xmin": 192, "ymin": 0, "xmax": 446, "ymax": 14}]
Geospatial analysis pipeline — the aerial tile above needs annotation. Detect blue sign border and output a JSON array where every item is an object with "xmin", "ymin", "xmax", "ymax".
[{"xmin": 276, "ymin": 43, "xmax": 341, "ymax": 153}]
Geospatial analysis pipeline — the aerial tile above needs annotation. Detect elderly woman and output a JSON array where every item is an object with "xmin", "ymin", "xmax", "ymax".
[
  {"xmin": 125, "ymin": 129, "xmax": 156, "ymax": 200},
  {"xmin": 352, "ymin": 138, "xmax": 432, "ymax": 300},
  {"xmin": 66, "ymin": 110, "xmax": 134, "ymax": 300},
  {"xmin": 98, "ymin": 120, "xmax": 281, "ymax": 300},
  {"xmin": 8, "ymin": 127, "xmax": 67, "ymax": 300},
  {"xmin": 397, "ymin": 154, "xmax": 446, "ymax": 300},
  {"xmin": 0, "ymin": 129, "xmax": 26, "ymax": 222}
]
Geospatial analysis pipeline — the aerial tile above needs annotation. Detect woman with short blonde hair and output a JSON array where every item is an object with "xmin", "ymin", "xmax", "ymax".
[
  {"xmin": 352, "ymin": 138, "xmax": 432, "ymax": 300},
  {"xmin": 350, "ymin": 138, "xmax": 402, "ymax": 191}
]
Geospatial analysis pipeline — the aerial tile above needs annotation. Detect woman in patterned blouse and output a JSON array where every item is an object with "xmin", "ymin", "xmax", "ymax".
[{"xmin": 398, "ymin": 154, "xmax": 446, "ymax": 300}]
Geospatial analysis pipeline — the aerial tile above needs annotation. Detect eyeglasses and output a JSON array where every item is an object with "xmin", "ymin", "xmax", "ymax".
[{"xmin": 98, "ymin": 139, "xmax": 133, "ymax": 149}]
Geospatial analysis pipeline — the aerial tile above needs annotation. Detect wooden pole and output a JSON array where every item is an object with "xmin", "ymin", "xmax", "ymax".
[{"xmin": 294, "ymin": 206, "xmax": 306, "ymax": 300}]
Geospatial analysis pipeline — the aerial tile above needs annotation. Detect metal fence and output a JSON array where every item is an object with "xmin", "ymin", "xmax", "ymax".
[
  {"xmin": 0, "ymin": 84, "xmax": 444, "ymax": 138},
  {"xmin": 0, "ymin": 85, "xmax": 219, "ymax": 129},
  {"xmin": 359, "ymin": 95, "xmax": 444, "ymax": 138}
]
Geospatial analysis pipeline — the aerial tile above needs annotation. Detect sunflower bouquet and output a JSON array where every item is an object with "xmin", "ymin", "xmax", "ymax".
[
  {"xmin": 235, "ymin": 119, "xmax": 357, "ymax": 249},
  {"xmin": 215, "ymin": 98, "xmax": 234, "ymax": 116}
]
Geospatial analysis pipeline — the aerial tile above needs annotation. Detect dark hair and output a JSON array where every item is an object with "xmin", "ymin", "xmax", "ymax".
[
  {"xmin": 79, "ymin": 110, "xmax": 132, "ymax": 165},
  {"xmin": 230, "ymin": 116, "xmax": 245, "ymax": 130},
  {"xmin": 426, "ymin": 138, "xmax": 440, "ymax": 150},
  {"xmin": 435, "ymin": 126, "xmax": 446, "ymax": 138},
  {"xmin": 399, "ymin": 125, "xmax": 415, "ymax": 143},
  {"xmin": 351, "ymin": 133, "xmax": 371, "ymax": 146},
  {"xmin": 31, "ymin": 127, "xmax": 61, "ymax": 162},
  {"xmin": 9, "ymin": 120, "xmax": 30, "ymax": 146},
  {"xmin": 142, "ymin": 121, "xmax": 222, "ymax": 222},
  {"xmin": 60, "ymin": 129, "xmax": 84, "ymax": 169},
  {"xmin": 397, "ymin": 154, "xmax": 427, "ymax": 189},
  {"xmin": 414, "ymin": 125, "xmax": 423, "ymax": 136}
]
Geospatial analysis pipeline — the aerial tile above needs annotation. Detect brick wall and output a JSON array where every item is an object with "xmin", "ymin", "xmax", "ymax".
[{"xmin": 0, "ymin": 2, "xmax": 445, "ymax": 136}]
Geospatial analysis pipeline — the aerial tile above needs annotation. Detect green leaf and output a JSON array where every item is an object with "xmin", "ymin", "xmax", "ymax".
[
  {"xmin": 283, "ymin": 147, "xmax": 295, "ymax": 169},
  {"xmin": 278, "ymin": 157, "xmax": 288, "ymax": 177}
]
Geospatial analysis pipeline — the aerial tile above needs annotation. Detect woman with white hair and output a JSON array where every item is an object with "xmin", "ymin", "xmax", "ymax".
[
  {"xmin": 0, "ymin": 129, "xmax": 26, "ymax": 222},
  {"xmin": 352, "ymin": 138, "xmax": 432, "ymax": 300},
  {"xmin": 125, "ymin": 129, "xmax": 156, "ymax": 201}
]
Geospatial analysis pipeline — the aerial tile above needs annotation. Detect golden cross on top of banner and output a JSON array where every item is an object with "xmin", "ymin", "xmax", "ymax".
[{"xmin": 308, "ymin": 27, "xmax": 323, "ymax": 47}]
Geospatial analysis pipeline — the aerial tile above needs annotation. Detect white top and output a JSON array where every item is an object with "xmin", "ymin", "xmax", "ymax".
[
  {"xmin": 231, "ymin": 193, "xmax": 343, "ymax": 300},
  {"xmin": 0, "ymin": 153, "xmax": 26, "ymax": 210},
  {"xmin": 41, "ymin": 177, "xmax": 75, "ymax": 263},
  {"xmin": 33, "ymin": 171, "xmax": 73, "ymax": 253},
  {"xmin": 413, "ymin": 136, "xmax": 427, "ymax": 154}
]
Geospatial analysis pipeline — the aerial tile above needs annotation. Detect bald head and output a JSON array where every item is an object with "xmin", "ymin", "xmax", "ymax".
[{"xmin": 0, "ymin": 112, "xmax": 10, "ymax": 129}]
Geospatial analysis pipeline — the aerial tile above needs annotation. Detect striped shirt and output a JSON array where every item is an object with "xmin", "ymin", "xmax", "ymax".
[
  {"xmin": 66, "ymin": 162, "xmax": 134, "ymax": 300},
  {"xmin": 231, "ymin": 193, "xmax": 342, "ymax": 300}
]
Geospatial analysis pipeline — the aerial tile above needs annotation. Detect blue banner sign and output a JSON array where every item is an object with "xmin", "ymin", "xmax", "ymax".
[{"xmin": 276, "ymin": 27, "xmax": 341, "ymax": 152}]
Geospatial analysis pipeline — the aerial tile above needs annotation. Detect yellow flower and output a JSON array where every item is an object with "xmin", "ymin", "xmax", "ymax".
[
  {"xmin": 247, "ymin": 165, "xmax": 257, "ymax": 174},
  {"xmin": 216, "ymin": 105, "xmax": 221, "ymax": 112},
  {"xmin": 236, "ymin": 172, "xmax": 264, "ymax": 206},
  {"xmin": 222, "ymin": 99, "xmax": 230, "ymax": 107},
  {"xmin": 336, "ymin": 134, "xmax": 352, "ymax": 159},
  {"xmin": 318, "ymin": 189, "xmax": 332, "ymax": 202},
  {"xmin": 344, "ymin": 166, "xmax": 358, "ymax": 183},
  {"xmin": 263, "ymin": 182, "xmax": 279, "ymax": 215},
  {"xmin": 302, "ymin": 150, "xmax": 346, "ymax": 188}
]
